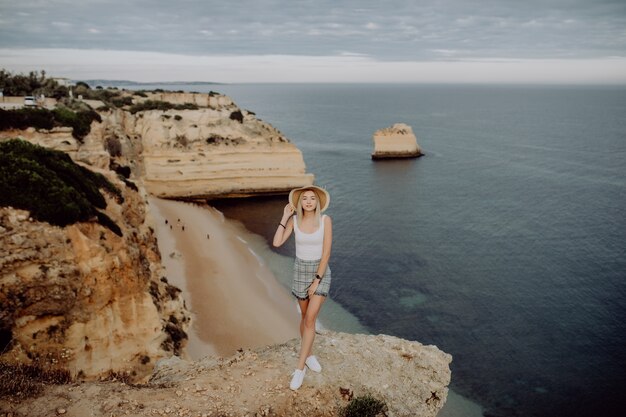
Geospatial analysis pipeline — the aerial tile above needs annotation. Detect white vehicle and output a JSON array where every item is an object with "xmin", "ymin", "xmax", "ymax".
[{"xmin": 24, "ymin": 96, "xmax": 36, "ymax": 106}]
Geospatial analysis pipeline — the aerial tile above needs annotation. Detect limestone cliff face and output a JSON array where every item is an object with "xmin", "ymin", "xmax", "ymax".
[
  {"xmin": 0, "ymin": 174, "xmax": 190, "ymax": 381},
  {"xmin": 129, "ymin": 99, "xmax": 313, "ymax": 199},
  {"xmin": 3, "ymin": 331, "xmax": 452, "ymax": 417},
  {"xmin": 372, "ymin": 123, "xmax": 423, "ymax": 159},
  {"xmin": 94, "ymin": 91, "xmax": 313, "ymax": 200}
]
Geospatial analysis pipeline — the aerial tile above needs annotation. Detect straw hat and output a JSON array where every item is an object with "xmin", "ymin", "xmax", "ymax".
[{"xmin": 289, "ymin": 185, "xmax": 330, "ymax": 212}]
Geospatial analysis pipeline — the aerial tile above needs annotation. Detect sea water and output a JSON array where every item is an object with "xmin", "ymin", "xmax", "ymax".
[{"xmin": 126, "ymin": 83, "xmax": 626, "ymax": 417}]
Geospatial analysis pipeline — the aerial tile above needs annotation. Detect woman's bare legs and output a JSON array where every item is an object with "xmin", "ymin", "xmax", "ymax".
[
  {"xmin": 297, "ymin": 298, "xmax": 309, "ymax": 338},
  {"xmin": 296, "ymin": 295, "xmax": 326, "ymax": 370}
]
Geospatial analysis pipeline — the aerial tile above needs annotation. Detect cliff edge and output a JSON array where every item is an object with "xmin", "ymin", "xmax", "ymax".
[{"xmin": 2, "ymin": 331, "xmax": 451, "ymax": 417}]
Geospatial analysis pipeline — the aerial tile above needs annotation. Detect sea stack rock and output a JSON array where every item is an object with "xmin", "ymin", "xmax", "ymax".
[{"xmin": 372, "ymin": 123, "xmax": 423, "ymax": 159}]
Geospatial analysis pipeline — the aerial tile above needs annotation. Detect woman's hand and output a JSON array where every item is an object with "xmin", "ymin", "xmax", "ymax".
[
  {"xmin": 282, "ymin": 203, "xmax": 295, "ymax": 220},
  {"xmin": 307, "ymin": 280, "xmax": 319, "ymax": 297}
]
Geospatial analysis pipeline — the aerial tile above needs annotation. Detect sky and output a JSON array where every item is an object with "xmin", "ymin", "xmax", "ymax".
[{"xmin": 1, "ymin": 0, "xmax": 626, "ymax": 83}]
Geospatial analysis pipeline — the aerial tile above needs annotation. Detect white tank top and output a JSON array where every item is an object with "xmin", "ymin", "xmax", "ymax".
[{"xmin": 294, "ymin": 215, "xmax": 326, "ymax": 260}]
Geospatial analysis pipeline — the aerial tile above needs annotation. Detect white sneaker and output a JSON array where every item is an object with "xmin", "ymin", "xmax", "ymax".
[
  {"xmin": 289, "ymin": 368, "xmax": 306, "ymax": 390},
  {"xmin": 305, "ymin": 355, "xmax": 322, "ymax": 373}
]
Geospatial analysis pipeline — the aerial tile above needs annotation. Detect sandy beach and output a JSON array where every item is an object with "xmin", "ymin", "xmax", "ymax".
[{"xmin": 147, "ymin": 197, "xmax": 300, "ymax": 359}]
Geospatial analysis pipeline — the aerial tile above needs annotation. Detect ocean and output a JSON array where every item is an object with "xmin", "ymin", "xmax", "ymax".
[{"xmin": 129, "ymin": 83, "xmax": 626, "ymax": 417}]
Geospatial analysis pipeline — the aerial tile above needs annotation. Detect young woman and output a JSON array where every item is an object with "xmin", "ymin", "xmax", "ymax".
[{"xmin": 272, "ymin": 185, "xmax": 332, "ymax": 391}]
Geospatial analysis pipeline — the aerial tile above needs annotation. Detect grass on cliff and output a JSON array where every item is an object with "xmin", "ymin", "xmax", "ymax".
[
  {"xmin": 0, "ymin": 139, "xmax": 123, "ymax": 235},
  {"xmin": 128, "ymin": 100, "xmax": 199, "ymax": 114},
  {"xmin": 340, "ymin": 395, "xmax": 388, "ymax": 417},
  {"xmin": 0, "ymin": 360, "xmax": 71, "ymax": 401}
]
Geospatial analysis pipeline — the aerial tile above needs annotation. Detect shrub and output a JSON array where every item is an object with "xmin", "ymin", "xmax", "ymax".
[
  {"xmin": 0, "ymin": 108, "xmax": 54, "ymax": 131},
  {"xmin": 110, "ymin": 162, "xmax": 131, "ymax": 179},
  {"xmin": 81, "ymin": 88, "xmax": 122, "ymax": 102},
  {"xmin": 52, "ymin": 107, "xmax": 102, "ymax": 141},
  {"xmin": 110, "ymin": 96, "xmax": 133, "ymax": 107},
  {"xmin": 175, "ymin": 103, "xmax": 199, "ymax": 111},
  {"xmin": 229, "ymin": 110, "xmax": 244, "ymax": 123},
  {"xmin": 74, "ymin": 81, "xmax": 91, "ymax": 90},
  {"xmin": 174, "ymin": 115, "xmax": 182, "ymax": 121},
  {"xmin": 129, "ymin": 100, "xmax": 174, "ymax": 114},
  {"xmin": 175, "ymin": 135, "xmax": 188, "ymax": 147},
  {"xmin": 104, "ymin": 136, "xmax": 122, "ymax": 157},
  {"xmin": 128, "ymin": 100, "xmax": 198, "ymax": 114},
  {"xmin": 0, "ymin": 69, "xmax": 68, "ymax": 98},
  {"xmin": 0, "ymin": 139, "xmax": 123, "ymax": 235},
  {"xmin": 340, "ymin": 395, "xmax": 388, "ymax": 417},
  {"xmin": 0, "ymin": 107, "xmax": 100, "ymax": 141}
]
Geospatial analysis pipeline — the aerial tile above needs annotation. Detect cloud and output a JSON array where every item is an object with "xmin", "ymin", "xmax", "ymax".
[
  {"xmin": 51, "ymin": 21, "xmax": 72, "ymax": 28},
  {"xmin": 0, "ymin": 1, "xmax": 625, "ymax": 82},
  {"xmin": 0, "ymin": 0, "xmax": 624, "ymax": 61},
  {"xmin": 1, "ymin": 48, "xmax": 625, "ymax": 84}
]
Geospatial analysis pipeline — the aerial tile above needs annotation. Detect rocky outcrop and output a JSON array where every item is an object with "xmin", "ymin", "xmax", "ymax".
[
  {"xmin": 0, "ymin": 172, "xmax": 190, "ymax": 381},
  {"xmin": 372, "ymin": 123, "xmax": 423, "ymax": 159},
  {"xmin": 127, "ymin": 105, "xmax": 313, "ymax": 200},
  {"xmin": 2, "ymin": 331, "xmax": 451, "ymax": 417},
  {"xmin": 1, "ymin": 92, "xmax": 315, "ymax": 199}
]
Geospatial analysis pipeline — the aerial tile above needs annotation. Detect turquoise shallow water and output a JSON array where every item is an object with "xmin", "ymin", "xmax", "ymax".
[{"xmin": 131, "ymin": 83, "xmax": 626, "ymax": 416}]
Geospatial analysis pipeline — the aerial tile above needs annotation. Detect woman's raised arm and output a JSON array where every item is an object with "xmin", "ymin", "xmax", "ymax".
[{"xmin": 273, "ymin": 204, "xmax": 295, "ymax": 247}]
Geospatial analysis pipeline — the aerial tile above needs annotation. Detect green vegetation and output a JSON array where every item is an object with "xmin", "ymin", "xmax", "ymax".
[
  {"xmin": 0, "ymin": 107, "xmax": 101, "ymax": 141},
  {"xmin": 0, "ymin": 68, "xmax": 215, "ymax": 113},
  {"xmin": 128, "ymin": 100, "xmax": 199, "ymax": 114},
  {"xmin": 0, "ymin": 139, "xmax": 123, "ymax": 236},
  {"xmin": 340, "ymin": 395, "xmax": 388, "ymax": 417},
  {"xmin": 110, "ymin": 96, "xmax": 133, "ymax": 107},
  {"xmin": 52, "ymin": 107, "xmax": 102, "ymax": 140},
  {"xmin": 229, "ymin": 110, "xmax": 244, "ymax": 123},
  {"xmin": 72, "ymin": 82, "xmax": 124, "ymax": 104},
  {"xmin": 0, "ymin": 69, "xmax": 68, "ymax": 98}
]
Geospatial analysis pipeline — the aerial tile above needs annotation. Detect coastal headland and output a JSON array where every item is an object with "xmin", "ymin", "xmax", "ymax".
[{"xmin": 0, "ymin": 80, "xmax": 451, "ymax": 416}]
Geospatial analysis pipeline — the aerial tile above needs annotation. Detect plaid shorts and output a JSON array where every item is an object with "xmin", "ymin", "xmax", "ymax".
[{"xmin": 292, "ymin": 257, "xmax": 332, "ymax": 300}]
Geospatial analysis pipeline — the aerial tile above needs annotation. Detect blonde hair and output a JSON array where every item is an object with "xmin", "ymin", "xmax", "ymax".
[{"xmin": 296, "ymin": 189, "xmax": 321, "ymax": 228}]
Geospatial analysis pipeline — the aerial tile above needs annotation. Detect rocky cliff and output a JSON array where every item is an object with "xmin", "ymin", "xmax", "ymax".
[
  {"xmin": 0, "ymin": 91, "xmax": 451, "ymax": 416},
  {"xmin": 0, "ymin": 91, "xmax": 315, "ymax": 382},
  {"xmin": 0, "ymin": 91, "xmax": 314, "ymax": 200},
  {"xmin": 372, "ymin": 123, "xmax": 423, "ymax": 159},
  {"xmin": 0, "ymin": 169, "xmax": 190, "ymax": 381},
  {"xmin": 115, "ymin": 107, "xmax": 313, "ymax": 200},
  {"xmin": 2, "ymin": 331, "xmax": 451, "ymax": 417}
]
